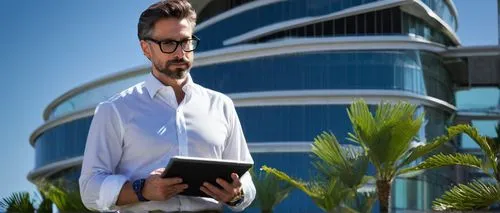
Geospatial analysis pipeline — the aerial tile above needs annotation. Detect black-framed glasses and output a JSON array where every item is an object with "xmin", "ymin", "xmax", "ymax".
[{"xmin": 144, "ymin": 35, "xmax": 200, "ymax": 54}]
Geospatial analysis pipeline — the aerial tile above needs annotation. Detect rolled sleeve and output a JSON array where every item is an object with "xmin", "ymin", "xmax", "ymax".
[
  {"xmin": 222, "ymin": 98, "xmax": 256, "ymax": 211},
  {"xmin": 96, "ymin": 175, "xmax": 129, "ymax": 211},
  {"xmin": 79, "ymin": 101, "xmax": 126, "ymax": 211}
]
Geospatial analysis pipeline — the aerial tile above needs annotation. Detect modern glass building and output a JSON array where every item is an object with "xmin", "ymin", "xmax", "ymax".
[
  {"xmin": 451, "ymin": 0, "xmax": 500, "ymax": 186},
  {"xmin": 28, "ymin": 0, "xmax": 500, "ymax": 212}
]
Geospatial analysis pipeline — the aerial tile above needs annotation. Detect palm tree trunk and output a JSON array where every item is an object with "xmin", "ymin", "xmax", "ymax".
[{"xmin": 377, "ymin": 180, "xmax": 392, "ymax": 213}]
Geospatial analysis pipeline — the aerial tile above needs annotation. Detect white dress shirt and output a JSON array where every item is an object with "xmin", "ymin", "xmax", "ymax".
[{"xmin": 79, "ymin": 73, "xmax": 255, "ymax": 213}]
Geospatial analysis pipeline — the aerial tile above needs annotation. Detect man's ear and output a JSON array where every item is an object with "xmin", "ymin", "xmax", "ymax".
[{"xmin": 140, "ymin": 40, "xmax": 152, "ymax": 60}]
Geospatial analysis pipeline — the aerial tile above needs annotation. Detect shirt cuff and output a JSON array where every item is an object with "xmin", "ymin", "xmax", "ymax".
[{"xmin": 96, "ymin": 175, "xmax": 129, "ymax": 211}]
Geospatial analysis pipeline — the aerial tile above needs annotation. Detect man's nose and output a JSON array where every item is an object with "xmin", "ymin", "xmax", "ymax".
[{"xmin": 172, "ymin": 45, "xmax": 186, "ymax": 58}]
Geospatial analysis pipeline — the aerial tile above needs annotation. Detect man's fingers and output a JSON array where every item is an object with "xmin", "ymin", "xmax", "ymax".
[
  {"xmin": 203, "ymin": 182, "xmax": 230, "ymax": 202},
  {"xmin": 216, "ymin": 178, "xmax": 234, "ymax": 192},
  {"xmin": 159, "ymin": 183, "xmax": 188, "ymax": 200},
  {"xmin": 200, "ymin": 186, "xmax": 219, "ymax": 200},
  {"xmin": 176, "ymin": 184, "xmax": 189, "ymax": 192},
  {"xmin": 144, "ymin": 173, "xmax": 187, "ymax": 201},
  {"xmin": 167, "ymin": 183, "xmax": 188, "ymax": 191},
  {"xmin": 161, "ymin": 177, "xmax": 184, "ymax": 186},
  {"xmin": 166, "ymin": 184, "xmax": 188, "ymax": 196}
]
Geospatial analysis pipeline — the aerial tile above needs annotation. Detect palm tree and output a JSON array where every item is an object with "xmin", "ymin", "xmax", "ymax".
[
  {"xmin": 262, "ymin": 131, "xmax": 376, "ymax": 213},
  {"xmin": 263, "ymin": 99, "xmax": 493, "ymax": 212},
  {"xmin": 346, "ymin": 99, "xmax": 467, "ymax": 212},
  {"xmin": 35, "ymin": 191, "xmax": 53, "ymax": 213},
  {"xmin": 401, "ymin": 123, "xmax": 500, "ymax": 211},
  {"xmin": 36, "ymin": 179, "xmax": 92, "ymax": 212},
  {"xmin": 249, "ymin": 168, "xmax": 294, "ymax": 213},
  {"xmin": 0, "ymin": 192, "xmax": 35, "ymax": 212}
]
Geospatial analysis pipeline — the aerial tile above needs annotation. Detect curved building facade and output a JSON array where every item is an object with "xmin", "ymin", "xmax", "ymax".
[{"xmin": 29, "ymin": 0, "xmax": 492, "ymax": 212}]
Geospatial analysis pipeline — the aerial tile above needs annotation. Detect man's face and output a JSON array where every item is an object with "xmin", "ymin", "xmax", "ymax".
[{"xmin": 141, "ymin": 18, "xmax": 195, "ymax": 79}]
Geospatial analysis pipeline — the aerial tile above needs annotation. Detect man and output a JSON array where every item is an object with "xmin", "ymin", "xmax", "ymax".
[{"xmin": 79, "ymin": 0, "xmax": 256, "ymax": 212}]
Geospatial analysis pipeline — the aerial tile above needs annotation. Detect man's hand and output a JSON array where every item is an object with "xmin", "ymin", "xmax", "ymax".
[
  {"xmin": 200, "ymin": 173, "xmax": 242, "ymax": 203},
  {"xmin": 142, "ymin": 168, "xmax": 188, "ymax": 201}
]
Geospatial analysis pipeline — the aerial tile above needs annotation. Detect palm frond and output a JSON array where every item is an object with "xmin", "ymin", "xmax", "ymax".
[
  {"xmin": 376, "ymin": 101, "xmax": 423, "ymax": 167},
  {"xmin": 250, "ymin": 168, "xmax": 294, "ymax": 211},
  {"xmin": 464, "ymin": 124, "xmax": 493, "ymax": 150},
  {"xmin": 399, "ymin": 153, "xmax": 483, "ymax": 175},
  {"xmin": 261, "ymin": 166, "xmax": 353, "ymax": 212},
  {"xmin": 347, "ymin": 100, "xmax": 380, "ymax": 167},
  {"xmin": 432, "ymin": 180, "xmax": 500, "ymax": 211},
  {"xmin": 398, "ymin": 125, "xmax": 471, "ymax": 169},
  {"xmin": 36, "ymin": 179, "xmax": 91, "ymax": 212},
  {"xmin": 485, "ymin": 123, "xmax": 500, "ymax": 155},
  {"xmin": 312, "ymin": 132, "xmax": 350, "ymax": 173},
  {"xmin": 459, "ymin": 125, "xmax": 496, "ymax": 169},
  {"xmin": 34, "ymin": 191, "xmax": 52, "ymax": 213},
  {"xmin": 0, "ymin": 192, "xmax": 35, "ymax": 213},
  {"xmin": 311, "ymin": 132, "xmax": 369, "ymax": 190},
  {"xmin": 343, "ymin": 191, "xmax": 377, "ymax": 213},
  {"xmin": 261, "ymin": 166, "xmax": 321, "ymax": 199},
  {"xmin": 309, "ymin": 177, "xmax": 354, "ymax": 212},
  {"xmin": 348, "ymin": 100, "xmax": 422, "ymax": 179},
  {"xmin": 347, "ymin": 132, "xmax": 361, "ymax": 145}
]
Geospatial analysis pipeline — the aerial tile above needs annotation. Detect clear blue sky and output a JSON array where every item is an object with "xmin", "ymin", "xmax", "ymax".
[{"xmin": 0, "ymin": 0, "xmax": 497, "ymax": 201}]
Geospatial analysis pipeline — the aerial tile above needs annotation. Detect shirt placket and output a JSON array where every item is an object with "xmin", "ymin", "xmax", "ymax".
[
  {"xmin": 158, "ymin": 88, "xmax": 189, "ymax": 210},
  {"xmin": 176, "ymin": 105, "xmax": 188, "ymax": 156},
  {"xmin": 158, "ymin": 87, "xmax": 188, "ymax": 157}
]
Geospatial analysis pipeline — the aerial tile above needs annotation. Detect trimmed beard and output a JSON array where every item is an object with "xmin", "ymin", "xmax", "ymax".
[{"xmin": 153, "ymin": 58, "xmax": 191, "ymax": 80}]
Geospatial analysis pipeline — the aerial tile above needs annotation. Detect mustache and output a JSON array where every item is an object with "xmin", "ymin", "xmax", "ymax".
[{"xmin": 167, "ymin": 58, "xmax": 189, "ymax": 65}]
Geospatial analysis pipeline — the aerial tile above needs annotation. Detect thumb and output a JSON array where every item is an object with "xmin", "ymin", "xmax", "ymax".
[
  {"xmin": 150, "ymin": 168, "xmax": 165, "ymax": 175},
  {"xmin": 231, "ymin": 173, "xmax": 242, "ymax": 188}
]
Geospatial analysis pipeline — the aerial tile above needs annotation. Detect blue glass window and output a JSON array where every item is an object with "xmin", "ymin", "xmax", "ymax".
[
  {"xmin": 34, "ymin": 117, "xmax": 93, "ymax": 168},
  {"xmin": 196, "ymin": 0, "xmax": 379, "ymax": 51},
  {"xmin": 192, "ymin": 50, "xmax": 454, "ymax": 104},
  {"xmin": 420, "ymin": 0, "xmax": 458, "ymax": 31}
]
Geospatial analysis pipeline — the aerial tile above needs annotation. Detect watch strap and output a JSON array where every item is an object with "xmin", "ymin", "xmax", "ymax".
[{"xmin": 132, "ymin": 179, "xmax": 149, "ymax": 202}]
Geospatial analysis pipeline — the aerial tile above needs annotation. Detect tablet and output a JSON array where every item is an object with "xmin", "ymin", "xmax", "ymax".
[{"xmin": 161, "ymin": 156, "xmax": 253, "ymax": 197}]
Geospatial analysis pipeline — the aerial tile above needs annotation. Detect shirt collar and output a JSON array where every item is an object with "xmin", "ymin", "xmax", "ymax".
[{"xmin": 145, "ymin": 72, "xmax": 194, "ymax": 99}]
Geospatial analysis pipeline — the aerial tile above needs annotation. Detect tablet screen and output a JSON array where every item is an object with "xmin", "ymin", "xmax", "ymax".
[{"xmin": 161, "ymin": 156, "xmax": 253, "ymax": 197}]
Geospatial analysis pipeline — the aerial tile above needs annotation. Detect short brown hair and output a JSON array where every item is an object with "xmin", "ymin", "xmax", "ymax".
[{"xmin": 137, "ymin": 0, "xmax": 197, "ymax": 40}]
